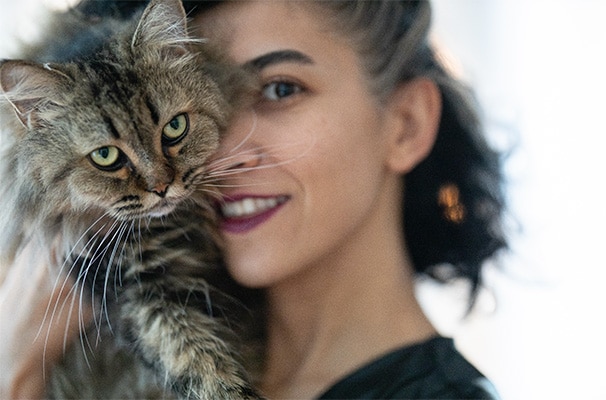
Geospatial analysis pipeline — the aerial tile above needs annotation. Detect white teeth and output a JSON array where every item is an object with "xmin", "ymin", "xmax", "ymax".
[{"xmin": 221, "ymin": 197, "xmax": 285, "ymax": 218}]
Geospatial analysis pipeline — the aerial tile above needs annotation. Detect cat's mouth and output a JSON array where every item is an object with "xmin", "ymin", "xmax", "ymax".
[
  {"xmin": 113, "ymin": 198, "xmax": 180, "ymax": 220},
  {"xmin": 146, "ymin": 199, "xmax": 180, "ymax": 217}
]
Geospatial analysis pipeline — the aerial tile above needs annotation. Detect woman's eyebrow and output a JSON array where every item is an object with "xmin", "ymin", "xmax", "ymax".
[{"xmin": 245, "ymin": 50, "xmax": 314, "ymax": 70}]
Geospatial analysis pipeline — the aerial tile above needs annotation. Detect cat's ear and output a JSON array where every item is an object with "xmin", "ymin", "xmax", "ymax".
[
  {"xmin": 131, "ymin": 0, "xmax": 189, "ymax": 55},
  {"xmin": 0, "ymin": 60, "xmax": 68, "ymax": 129}
]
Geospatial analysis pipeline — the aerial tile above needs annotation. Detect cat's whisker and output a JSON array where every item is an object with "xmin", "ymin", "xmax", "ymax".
[
  {"xmin": 77, "ymin": 313, "xmax": 94, "ymax": 370},
  {"xmin": 99, "ymin": 220, "xmax": 131, "ymax": 335},
  {"xmin": 205, "ymin": 140, "xmax": 275, "ymax": 171},
  {"xmin": 75, "ymin": 237, "xmax": 103, "ymax": 341},
  {"xmin": 136, "ymin": 218, "xmax": 144, "ymax": 263},
  {"xmin": 114, "ymin": 220, "xmax": 131, "ymax": 289},
  {"xmin": 196, "ymin": 181, "xmax": 274, "ymax": 197},
  {"xmin": 41, "ymin": 259, "xmax": 89, "ymax": 377},
  {"xmin": 38, "ymin": 213, "xmax": 114, "ymax": 372},
  {"xmin": 114, "ymin": 219, "xmax": 136, "ymax": 294},
  {"xmin": 194, "ymin": 187, "xmax": 225, "ymax": 203},
  {"xmin": 206, "ymin": 138, "xmax": 317, "ymax": 179},
  {"xmin": 67, "ymin": 214, "xmax": 125, "ymax": 368},
  {"xmin": 65, "ymin": 231, "xmax": 106, "ymax": 365},
  {"xmin": 76, "ymin": 260, "xmax": 96, "ymax": 369},
  {"xmin": 74, "ymin": 237, "xmax": 105, "ymax": 359},
  {"xmin": 84, "ymin": 218, "xmax": 124, "ymax": 339},
  {"xmin": 226, "ymin": 109, "xmax": 258, "ymax": 155},
  {"xmin": 40, "ymin": 213, "xmax": 112, "ymax": 337},
  {"xmin": 60, "ymin": 271, "xmax": 95, "ymax": 371},
  {"xmin": 198, "ymin": 179, "xmax": 269, "ymax": 187},
  {"xmin": 205, "ymin": 149, "xmax": 261, "ymax": 174}
]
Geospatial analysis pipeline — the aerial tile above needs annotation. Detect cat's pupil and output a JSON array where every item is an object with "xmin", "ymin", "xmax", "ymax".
[
  {"xmin": 162, "ymin": 113, "xmax": 188, "ymax": 145},
  {"xmin": 98, "ymin": 148, "xmax": 110, "ymax": 158},
  {"xmin": 89, "ymin": 146, "xmax": 121, "ymax": 170}
]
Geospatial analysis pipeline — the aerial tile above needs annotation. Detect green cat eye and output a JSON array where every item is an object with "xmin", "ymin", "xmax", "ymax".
[
  {"xmin": 162, "ymin": 113, "xmax": 189, "ymax": 145},
  {"xmin": 89, "ymin": 146, "xmax": 122, "ymax": 170}
]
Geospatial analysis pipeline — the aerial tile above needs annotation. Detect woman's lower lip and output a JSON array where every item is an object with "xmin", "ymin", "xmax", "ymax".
[{"xmin": 220, "ymin": 202, "xmax": 285, "ymax": 234}]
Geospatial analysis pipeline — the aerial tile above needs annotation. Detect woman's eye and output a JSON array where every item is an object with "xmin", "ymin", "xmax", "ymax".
[
  {"xmin": 89, "ymin": 146, "xmax": 123, "ymax": 171},
  {"xmin": 261, "ymin": 81, "xmax": 302, "ymax": 101},
  {"xmin": 162, "ymin": 113, "xmax": 189, "ymax": 145}
]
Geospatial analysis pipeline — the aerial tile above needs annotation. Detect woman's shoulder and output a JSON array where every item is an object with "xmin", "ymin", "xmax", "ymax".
[{"xmin": 318, "ymin": 336, "xmax": 499, "ymax": 399}]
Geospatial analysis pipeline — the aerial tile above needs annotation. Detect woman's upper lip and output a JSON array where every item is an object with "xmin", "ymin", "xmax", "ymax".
[{"xmin": 218, "ymin": 194, "xmax": 290, "ymax": 219}]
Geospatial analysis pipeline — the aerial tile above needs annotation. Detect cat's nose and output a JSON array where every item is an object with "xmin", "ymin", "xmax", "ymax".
[
  {"xmin": 150, "ymin": 183, "xmax": 170, "ymax": 198},
  {"xmin": 146, "ymin": 165, "xmax": 175, "ymax": 197}
]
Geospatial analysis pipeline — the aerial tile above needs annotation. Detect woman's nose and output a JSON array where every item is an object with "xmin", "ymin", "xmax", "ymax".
[
  {"xmin": 225, "ymin": 148, "xmax": 262, "ymax": 171},
  {"xmin": 215, "ymin": 110, "xmax": 262, "ymax": 171}
]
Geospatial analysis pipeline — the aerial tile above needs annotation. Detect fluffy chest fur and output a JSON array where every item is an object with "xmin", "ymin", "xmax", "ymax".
[{"xmin": 0, "ymin": 1, "xmax": 262, "ymax": 399}]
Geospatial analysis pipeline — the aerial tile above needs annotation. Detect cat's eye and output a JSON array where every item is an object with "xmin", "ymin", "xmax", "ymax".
[
  {"xmin": 162, "ymin": 113, "xmax": 189, "ymax": 146},
  {"xmin": 89, "ymin": 146, "xmax": 123, "ymax": 171},
  {"xmin": 261, "ymin": 81, "xmax": 303, "ymax": 101}
]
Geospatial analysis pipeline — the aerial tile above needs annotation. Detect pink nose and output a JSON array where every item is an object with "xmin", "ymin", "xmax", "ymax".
[{"xmin": 150, "ymin": 182, "xmax": 170, "ymax": 198}]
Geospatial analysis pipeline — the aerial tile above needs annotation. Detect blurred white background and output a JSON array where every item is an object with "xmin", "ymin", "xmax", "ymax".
[
  {"xmin": 1, "ymin": 0, "xmax": 605, "ymax": 398},
  {"xmin": 428, "ymin": 1, "xmax": 606, "ymax": 399}
]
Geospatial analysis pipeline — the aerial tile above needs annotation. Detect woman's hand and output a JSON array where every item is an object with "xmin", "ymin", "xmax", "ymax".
[{"xmin": 0, "ymin": 244, "xmax": 90, "ymax": 399}]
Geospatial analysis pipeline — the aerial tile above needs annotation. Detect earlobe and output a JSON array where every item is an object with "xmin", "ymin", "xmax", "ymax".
[{"xmin": 385, "ymin": 78, "xmax": 441, "ymax": 174}]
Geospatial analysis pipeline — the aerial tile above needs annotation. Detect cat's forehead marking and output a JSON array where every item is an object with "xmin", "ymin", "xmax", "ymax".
[
  {"xmin": 103, "ymin": 115, "xmax": 121, "ymax": 139},
  {"xmin": 79, "ymin": 57, "xmax": 140, "ymax": 110},
  {"xmin": 145, "ymin": 97, "xmax": 160, "ymax": 126}
]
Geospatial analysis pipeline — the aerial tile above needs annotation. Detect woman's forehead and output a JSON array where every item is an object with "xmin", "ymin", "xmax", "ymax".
[{"xmin": 192, "ymin": 1, "xmax": 337, "ymax": 64}]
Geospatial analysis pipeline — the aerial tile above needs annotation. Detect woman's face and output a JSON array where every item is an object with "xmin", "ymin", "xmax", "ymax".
[{"xmin": 196, "ymin": 1, "xmax": 399, "ymax": 288}]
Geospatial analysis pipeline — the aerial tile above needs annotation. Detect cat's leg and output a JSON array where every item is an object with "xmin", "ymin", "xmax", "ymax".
[
  {"xmin": 120, "ymin": 279, "xmax": 259, "ymax": 399},
  {"xmin": 49, "ymin": 325, "xmax": 173, "ymax": 400},
  {"xmin": 118, "ymin": 219, "xmax": 262, "ymax": 400}
]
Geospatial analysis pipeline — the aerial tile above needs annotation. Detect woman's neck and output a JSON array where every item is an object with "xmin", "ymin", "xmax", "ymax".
[{"xmin": 259, "ymin": 230, "xmax": 437, "ymax": 399}]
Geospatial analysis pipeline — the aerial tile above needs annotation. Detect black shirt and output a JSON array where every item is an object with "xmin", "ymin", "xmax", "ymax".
[{"xmin": 318, "ymin": 336, "xmax": 499, "ymax": 399}]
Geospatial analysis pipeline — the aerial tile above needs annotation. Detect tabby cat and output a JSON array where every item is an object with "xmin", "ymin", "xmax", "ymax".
[{"xmin": 0, "ymin": 0, "xmax": 262, "ymax": 398}]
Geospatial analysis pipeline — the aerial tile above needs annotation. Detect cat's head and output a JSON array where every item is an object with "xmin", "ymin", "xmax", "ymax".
[{"xmin": 0, "ymin": 0, "xmax": 255, "ymax": 222}]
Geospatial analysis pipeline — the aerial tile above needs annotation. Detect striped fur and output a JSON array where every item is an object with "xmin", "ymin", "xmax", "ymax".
[{"xmin": 0, "ymin": 0, "xmax": 261, "ymax": 398}]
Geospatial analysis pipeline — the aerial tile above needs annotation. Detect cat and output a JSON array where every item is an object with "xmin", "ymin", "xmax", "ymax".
[{"xmin": 0, "ymin": 0, "xmax": 263, "ymax": 398}]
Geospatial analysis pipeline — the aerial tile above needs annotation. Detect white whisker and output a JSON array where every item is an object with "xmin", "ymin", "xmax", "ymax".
[
  {"xmin": 38, "ymin": 212, "xmax": 114, "ymax": 374},
  {"xmin": 114, "ymin": 220, "xmax": 136, "ymax": 293},
  {"xmin": 206, "ymin": 138, "xmax": 317, "ymax": 180},
  {"xmin": 205, "ymin": 147, "xmax": 265, "ymax": 174},
  {"xmin": 83, "ymin": 218, "xmax": 122, "ymax": 339},
  {"xmin": 39, "ymin": 213, "xmax": 111, "ymax": 335},
  {"xmin": 137, "ymin": 218, "xmax": 144, "ymax": 263},
  {"xmin": 227, "ymin": 110, "xmax": 257, "ymax": 154},
  {"xmin": 98, "ymin": 220, "xmax": 131, "ymax": 337},
  {"xmin": 197, "ymin": 180, "xmax": 273, "ymax": 191}
]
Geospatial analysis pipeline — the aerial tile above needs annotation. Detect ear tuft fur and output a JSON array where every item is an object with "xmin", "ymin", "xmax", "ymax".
[
  {"xmin": 0, "ymin": 60, "xmax": 68, "ymax": 129},
  {"xmin": 131, "ymin": 0, "xmax": 191, "ymax": 55}
]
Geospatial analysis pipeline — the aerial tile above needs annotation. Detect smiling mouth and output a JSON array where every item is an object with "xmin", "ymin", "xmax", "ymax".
[{"xmin": 220, "ymin": 196, "xmax": 289, "ymax": 219}]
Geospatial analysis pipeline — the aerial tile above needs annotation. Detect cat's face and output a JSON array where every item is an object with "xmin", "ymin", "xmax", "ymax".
[
  {"xmin": 0, "ymin": 0, "xmax": 254, "ymax": 221},
  {"xmin": 13, "ymin": 56, "xmax": 230, "ymax": 220}
]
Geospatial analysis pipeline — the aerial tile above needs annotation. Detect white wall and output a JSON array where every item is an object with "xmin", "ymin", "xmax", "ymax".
[{"xmin": 426, "ymin": 1, "xmax": 606, "ymax": 398}]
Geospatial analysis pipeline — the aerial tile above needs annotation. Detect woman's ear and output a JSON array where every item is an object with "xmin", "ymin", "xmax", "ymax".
[{"xmin": 384, "ymin": 78, "xmax": 441, "ymax": 173}]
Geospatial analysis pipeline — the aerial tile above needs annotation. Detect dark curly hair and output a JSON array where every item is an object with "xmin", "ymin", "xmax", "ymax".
[{"xmin": 46, "ymin": 0, "xmax": 508, "ymax": 304}]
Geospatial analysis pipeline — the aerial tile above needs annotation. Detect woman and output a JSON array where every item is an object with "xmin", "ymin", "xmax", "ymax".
[{"xmin": 2, "ymin": 1, "xmax": 506, "ymax": 398}]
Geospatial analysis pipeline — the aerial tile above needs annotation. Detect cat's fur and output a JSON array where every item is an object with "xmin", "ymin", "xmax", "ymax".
[{"xmin": 0, "ymin": 0, "xmax": 263, "ymax": 398}]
